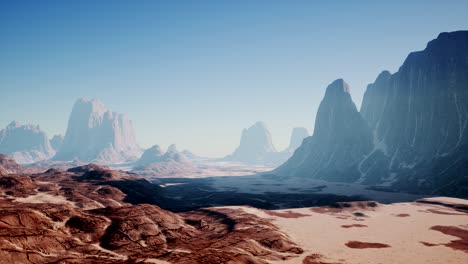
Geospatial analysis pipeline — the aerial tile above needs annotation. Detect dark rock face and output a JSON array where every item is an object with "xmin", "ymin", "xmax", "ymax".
[
  {"xmin": 276, "ymin": 79, "xmax": 373, "ymax": 182},
  {"xmin": 361, "ymin": 31, "xmax": 468, "ymax": 169},
  {"xmin": 277, "ymin": 31, "xmax": 468, "ymax": 197},
  {"xmin": 359, "ymin": 31, "xmax": 468, "ymax": 194}
]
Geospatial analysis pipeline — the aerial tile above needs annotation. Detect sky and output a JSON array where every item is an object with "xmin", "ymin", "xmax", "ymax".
[{"xmin": 1, "ymin": 0, "xmax": 467, "ymax": 157}]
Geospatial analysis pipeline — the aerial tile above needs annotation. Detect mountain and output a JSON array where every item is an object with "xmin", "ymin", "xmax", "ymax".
[
  {"xmin": 286, "ymin": 127, "xmax": 309, "ymax": 152},
  {"xmin": 133, "ymin": 144, "xmax": 196, "ymax": 177},
  {"xmin": 0, "ymin": 121, "xmax": 55, "ymax": 164},
  {"xmin": 181, "ymin": 149, "xmax": 198, "ymax": 159},
  {"xmin": 135, "ymin": 145, "xmax": 164, "ymax": 166},
  {"xmin": 359, "ymin": 30, "xmax": 468, "ymax": 194},
  {"xmin": 225, "ymin": 121, "xmax": 278, "ymax": 165},
  {"xmin": 53, "ymin": 98, "xmax": 142, "ymax": 164},
  {"xmin": 275, "ymin": 79, "xmax": 373, "ymax": 181},
  {"xmin": 49, "ymin": 134, "xmax": 64, "ymax": 152},
  {"xmin": 276, "ymin": 31, "xmax": 468, "ymax": 197}
]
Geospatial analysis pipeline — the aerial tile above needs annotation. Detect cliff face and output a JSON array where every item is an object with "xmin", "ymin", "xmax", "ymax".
[
  {"xmin": 277, "ymin": 31, "xmax": 468, "ymax": 196},
  {"xmin": 0, "ymin": 121, "xmax": 55, "ymax": 164},
  {"xmin": 361, "ymin": 31, "xmax": 468, "ymax": 169},
  {"xmin": 54, "ymin": 98, "xmax": 142, "ymax": 164},
  {"xmin": 359, "ymin": 31, "xmax": 468, "ymax": 193},
  {"xmin": 276, "ymin": 79, "xmax": 373, "ymax": 182}
]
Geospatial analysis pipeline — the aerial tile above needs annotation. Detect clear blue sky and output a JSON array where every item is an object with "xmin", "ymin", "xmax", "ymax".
[{"xmin": 1, "ymin": 0, "xmax": 467, "ymax": 157}]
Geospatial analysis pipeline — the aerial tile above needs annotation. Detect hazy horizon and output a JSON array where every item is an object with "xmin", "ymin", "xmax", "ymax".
[{"xmin": 1, "ymin": 0, "xmax": 468, "ymax": 157}]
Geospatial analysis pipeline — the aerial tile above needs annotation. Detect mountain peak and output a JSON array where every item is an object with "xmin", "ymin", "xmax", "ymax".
[
  {"xmin": 167, "ymin": 144, "xmax": 178, "ymax": 153},
  {"xmin": 54, "ymin": 98, "xmax": 141, "ymax": 164},
  {"xmin": 225, "ymin": 121, "xmax": 277, "ymax": 164},
  {"xmin": 73, "ymin": 98, "xmax": 107, "ymax": 117},
  {"xmin": 324, "ymin": 79, "xmax": 351, "ymax": 98}
]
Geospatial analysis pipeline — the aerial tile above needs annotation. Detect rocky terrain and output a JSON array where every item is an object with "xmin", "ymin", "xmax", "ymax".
[
  {"xmin": 1, "ymin": 155, "xmax": 467, "ymax": 264},
  {"xmin": 0, "ymin": 121, "xmax": 55, "ymax": 164},
  {"xmin": 0, "ymin": 155, "xmax": 303, "ymax": 263},
  {"xmin": 275, "ymin": 31, "xmax": 468, "ymax": 198},
  {"xmin": 53, "ymin": 98, "xmax": 142, "ymax": 164}
]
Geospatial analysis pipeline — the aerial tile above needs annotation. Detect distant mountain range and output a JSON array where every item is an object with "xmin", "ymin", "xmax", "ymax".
[
  {"xmin": 276, "ymin": 31, "xmax": 468, "ymax": 197},
  {"xmin": 132, "ymin": 144, "xmax": 197, "ymax": 177},
  {"xmin": 1, "ymin": 31, "xmax": 467, "ymax": 197},
  {"xmin": 224, "ymin": 121, "xmax": 309, "ymax": 165}
]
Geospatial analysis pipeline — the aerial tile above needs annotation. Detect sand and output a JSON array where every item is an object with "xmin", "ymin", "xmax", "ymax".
[
  {"xmin": 233, "ymin": 197, "xmax": 468, "ymax": 264},
  {"xmin": 15, "ymin": 193, "xmax": 75, "ymax": 206}
]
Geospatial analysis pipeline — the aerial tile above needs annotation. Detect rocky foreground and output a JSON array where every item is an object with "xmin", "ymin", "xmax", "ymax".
[
  {"xmin": 0, "ymin": 156, "xmax": 467, "ymax": 264},
  {"xmin": 0, "ymin": 157, "xmax": 302, "ymax": 264}
]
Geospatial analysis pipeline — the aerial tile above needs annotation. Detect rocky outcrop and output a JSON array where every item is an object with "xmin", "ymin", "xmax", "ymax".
[
  {"xmin": 225, "ymin": 121, "xmax": 278, "ymax": 165},
  {"xmin": 53, "ymin": 98, "xmax": 142, "ymax": 164},
  {"xmin": 0, "ymin": 153, "xmax": 32, "ymax": 175},
  {"xmin": 276, "ymin": 79, "xmax": 373, "ymax": 182},
  {"xmin": 0, "ymin": 121, "xmax": 55, "ymax": 164},
  {"xmin": 0, "ymin": 166, "xmax": 303, "ymax": 263}
]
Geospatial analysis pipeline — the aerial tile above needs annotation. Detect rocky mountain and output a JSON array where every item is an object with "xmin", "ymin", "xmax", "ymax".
[
  {"xmin": 286, "ymin": 127, "xmax": 309, "ymax": 152},
  {"xmin": 276, "ymin": 31, "xmax": 468, "ymax": 197},
  {"xmin": 0, "ymin": 121, "xmax": 55, "ymax": 164},
  {"xmin": 275, "ymin": 79, "xmax": 373, "ymax": 181},
  {"xmin": 225, "ymin": 122, "xmax": 278, "ymax": 165},
  {"xmin": 135, "ymin": 145, "xmax": 165, "ymax": 166},
  {"xmin": 49, "ymin": 134, "xmax": 64, "ymax": 152},
  {"xmin": 181, "ymin": 149, "xmax": 198, "ymax": 159},
  {"xmin": 133, "ymin": 144, "xmax": 196, "ymax": 177},
  {"xmin": 53, "ymin": 98, "xmax": 142, "ymax": 164},
  {"xmin": 359, "ymin": 30, "xmax": 468, "ymax": 194}
]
